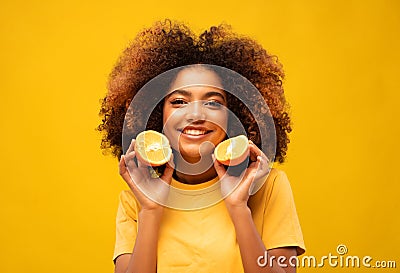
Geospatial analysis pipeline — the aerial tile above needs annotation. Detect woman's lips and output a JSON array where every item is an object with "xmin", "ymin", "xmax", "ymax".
[
  {"xmin": 182, "ymin": 129, "xmax": 208, "ymax": 136},
  {"xmin": 178, "ymin": 127, "xmax": 213, "ymax": 139}
]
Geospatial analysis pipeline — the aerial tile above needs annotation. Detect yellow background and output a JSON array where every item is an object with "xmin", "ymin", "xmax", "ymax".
[{"xmin": 1, "ymin": 0, "xmax": 399, "ymax": 272}]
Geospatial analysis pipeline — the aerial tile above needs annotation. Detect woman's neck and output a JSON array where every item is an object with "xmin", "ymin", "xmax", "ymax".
[{"xmin": 173, "ymin": 152, "xmax": 218, "ymax": 184}]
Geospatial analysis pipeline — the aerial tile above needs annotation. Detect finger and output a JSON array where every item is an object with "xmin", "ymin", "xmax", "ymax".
[
  {"xmin": 121, "ymin": 153, "xmax": 149, "ymax": 186},
  {"xmin": 160, "ymin": 154, "xmax": 175, "ymax": 184},
  {"xmin": 125, "ymin": 139, "xmax": 137, "ymax": 162},
  {"xmin": 119, "ymin": 155, "xmax": 134, "ymax": 184},
  {"xmin": 118, "ymin": 155, "xmax": 127, "ymax": 176},
  {"xmin": 241, "ymin": 156, "xmax": 262, "ymax": 189},
  {"xmin": 245, "ymin": 155, "xmax": 261, "ymax": 176},
  {"xmin": 168, "ymin": 153, "xmax": 175, "ymax": 169},
  {"xmin": 212, "ymin": 154, "xmax": 227, "ymax": 178},
  {"xmin": 248, "ymin": 140, "xmax": 261, "ymax": 161},
  {"xmin": 126, "ymin": 139, "xmax": 136, "ymax": 154},
  {"xmin": 248, "ymin": 140, "xmax": 269, "ymax": 162},
  {"xmin": 119, "ymin": 156, "xmax": 147, "ymax": 198},
  {"xmin": 124, "ymin": 151, "xmax": 138, "ymax": 169},
  {"xmin": 258, "ymin": 154, "xmax": 270, "ymax": 171},
  {"xmin": 254, "ymin": 155, "xmax": 271, "ymax": 180}
]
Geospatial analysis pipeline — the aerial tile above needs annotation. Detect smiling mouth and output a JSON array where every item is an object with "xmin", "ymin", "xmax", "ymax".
[{"xmin": 179, "ymin": 128, "xmax": 212, "ymax": 136}]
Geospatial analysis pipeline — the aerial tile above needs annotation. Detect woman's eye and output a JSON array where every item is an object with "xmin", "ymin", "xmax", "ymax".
[
  {"xmin": 170, "ymin": 99, "xmax": 187, "ymax": 105},
  {"xmin": 204, "ymin": 100, "xmax": 222, "ymax": 108}
]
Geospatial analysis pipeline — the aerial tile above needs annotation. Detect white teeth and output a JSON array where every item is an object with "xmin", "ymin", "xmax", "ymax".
[{"xmin": 182, "ymin": 129, "xmax": 207, "ymax": 136}]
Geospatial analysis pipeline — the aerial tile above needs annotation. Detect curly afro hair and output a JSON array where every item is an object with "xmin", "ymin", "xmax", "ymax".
[{"xmin": 97, "ymin": 19, "xmax": 292, "ymax": 163}]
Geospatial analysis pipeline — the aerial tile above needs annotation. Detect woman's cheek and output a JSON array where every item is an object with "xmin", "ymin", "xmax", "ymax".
[{"xmin": 212, "ymin": 110, "xmax": 228, "ymax": 131}]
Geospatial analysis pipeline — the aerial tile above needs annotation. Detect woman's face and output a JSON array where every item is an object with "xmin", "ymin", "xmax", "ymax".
[{"xmin": 163, "ymin": 67, "xmax": 228, "ymax": 163}]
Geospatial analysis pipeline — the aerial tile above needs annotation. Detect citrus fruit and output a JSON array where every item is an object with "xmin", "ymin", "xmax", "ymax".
[
  {"xmin": 134, "ymin": 130, "xmax": 172, "ymax": 167},
  {"xmin": 214, "ymin": 135, "xmax": 249, "ymax": 166}
]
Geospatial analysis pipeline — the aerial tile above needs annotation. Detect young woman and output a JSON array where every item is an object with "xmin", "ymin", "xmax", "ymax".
[{"xmin": 98, "ymin": 20, "xmax": 305, "ymax": 273}]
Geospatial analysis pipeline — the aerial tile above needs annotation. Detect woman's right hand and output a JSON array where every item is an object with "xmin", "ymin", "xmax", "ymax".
[{"xmin": 118, "ymin": 139, "xmax": 174, "ymax": 212}]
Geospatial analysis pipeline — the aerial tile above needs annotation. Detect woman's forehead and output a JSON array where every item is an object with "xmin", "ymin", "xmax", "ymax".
[{"xmin": 168, "ymin": 67, "xmax": 224, "ymax": 91}]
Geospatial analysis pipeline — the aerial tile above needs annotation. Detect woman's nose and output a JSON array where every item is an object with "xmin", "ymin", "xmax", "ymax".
[{"xmin": 185, "ymin": 101, "xmax": 206, "ymax": 122}]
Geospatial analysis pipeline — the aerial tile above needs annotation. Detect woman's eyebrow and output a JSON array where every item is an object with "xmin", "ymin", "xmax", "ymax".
[
  {"xmin": 166, "ymin": 89, "xmax": 191, "ymax": 98},
  {"xmin": 166, "ymin": 89, "xmax": 226, "ymax": 102},
  {"xmin": 204, "ymin": 91, "xmax": 226, "ymax": 102}
]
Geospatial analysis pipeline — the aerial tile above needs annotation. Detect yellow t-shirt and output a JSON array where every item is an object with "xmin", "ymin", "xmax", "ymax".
[{"xmin": 113, "ymin": 168, "xmax": 305, "ymax": 272}]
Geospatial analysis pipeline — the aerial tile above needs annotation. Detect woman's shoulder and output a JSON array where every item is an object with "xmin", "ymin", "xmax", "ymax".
[
  {"xmin": 250, "ymin": 168, "xmax": 293, "ymax": 201},
  {"xmin": 117, "ymin": 190, "xmax": 141, "ymax": 212},
  {"xmin": 266, "ymin": 168, "xmax": 288, "ymax": 181}
]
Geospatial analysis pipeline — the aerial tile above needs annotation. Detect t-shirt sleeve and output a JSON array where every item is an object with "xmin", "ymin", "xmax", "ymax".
[
  {"xmin": 113, "ymin": 190, "xmax": 140, "ymax": 262},
  {"xmin": 261, "ymin": 170, "xmax": 306, "ymax": 255}
]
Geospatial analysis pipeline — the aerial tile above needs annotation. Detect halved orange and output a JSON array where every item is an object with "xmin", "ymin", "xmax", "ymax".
[
  {"xmin": 134, "ymin": 130, "xmax": 172, "ymax": 167},
  {"xmin": 214, "ymin": 135, "xmax": 249, "ymax": 166}
]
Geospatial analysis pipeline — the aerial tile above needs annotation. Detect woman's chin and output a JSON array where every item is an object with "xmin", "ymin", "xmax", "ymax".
[{"xmin": 174, "ymin": 149, "xmax": 213, "ymax": 164}]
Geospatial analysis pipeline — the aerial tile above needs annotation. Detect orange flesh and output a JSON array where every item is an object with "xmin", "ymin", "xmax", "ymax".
[
  {"xmin": 215, "ymin": 135, "xmax": 249, "ymax": 165},
  {"xmin": 135, "ymin": 130, "xmax": 172, "ymax": 166}
]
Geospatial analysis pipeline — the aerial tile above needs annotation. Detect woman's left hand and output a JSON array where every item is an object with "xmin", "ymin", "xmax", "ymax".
[{"xmin": 213, "ymin": 140, "xmax": 270, "ymax": 212}]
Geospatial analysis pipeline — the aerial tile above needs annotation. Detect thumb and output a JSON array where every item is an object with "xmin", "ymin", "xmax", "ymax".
[
  {"xmin": 212, "ymin": 154, "xmax": 227, "ymax": 178},
  {"xmin": 160, "ymin": 154, "xmax": 175, "ymax": 184}
]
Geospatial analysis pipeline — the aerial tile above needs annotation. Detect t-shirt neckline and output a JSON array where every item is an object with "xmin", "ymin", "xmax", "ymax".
[{"xmin": 171, "ymin": 176, "xmax": 220, "ymax": 190}]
